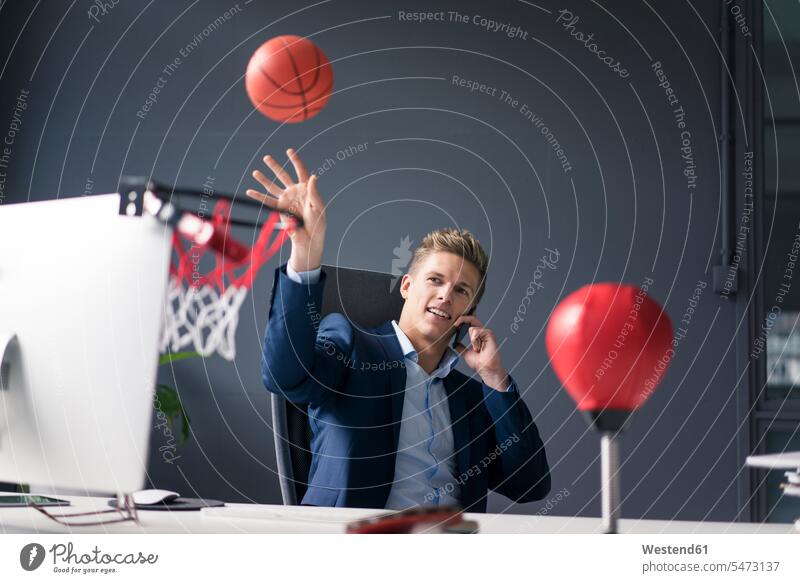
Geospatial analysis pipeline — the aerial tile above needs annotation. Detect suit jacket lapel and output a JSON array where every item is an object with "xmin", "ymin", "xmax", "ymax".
[
  {"xmin": 443, "ymin": 374, "xmax": 471, "ymax": 482},
  {"xmin": 373, "ymin": 321, "xmax": 406, "ymax": 451}
]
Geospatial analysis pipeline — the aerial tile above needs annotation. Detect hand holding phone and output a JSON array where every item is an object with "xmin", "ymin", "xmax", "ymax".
[
  {"xmin": 452, "ymin": 306, "xmax": 476, "ymax": 347},
  {"xmin": 451, "ymin": 312, "xmax": 509, "ymax": 391}
]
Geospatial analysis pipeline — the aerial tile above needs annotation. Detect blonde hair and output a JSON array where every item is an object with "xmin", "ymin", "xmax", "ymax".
[{"xmin": 408, "ymin": 228, "xmax": 489, "ymax": 306}]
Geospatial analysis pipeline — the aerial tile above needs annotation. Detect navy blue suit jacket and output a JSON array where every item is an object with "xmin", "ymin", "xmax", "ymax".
[{"xmin": 261, "ymin": 264, "xmax": 550, "ymax": 511}]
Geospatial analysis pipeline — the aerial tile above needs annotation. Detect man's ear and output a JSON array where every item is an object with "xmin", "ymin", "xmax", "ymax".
[{"xmin": 399, "ymin": 273, "xmax": 411, "ymax": 300}]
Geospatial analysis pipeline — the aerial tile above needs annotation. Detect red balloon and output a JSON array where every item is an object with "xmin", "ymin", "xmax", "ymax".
[
  {"xmin": 245, "ymin": 35, "xmax": 333, "ymax": 123},
  {"xmin": 546, "ymin": 283, "xmax": 673, "ymax": 412}
]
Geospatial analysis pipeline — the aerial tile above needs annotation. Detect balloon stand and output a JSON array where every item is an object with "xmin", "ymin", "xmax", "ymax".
[
  {"xmin": 600, "ymin": 432, "xmax": 621, "ymax": 534},
  {"xmin": 584, "ymin": 411, "xmax": 630, "ymax": 534}
]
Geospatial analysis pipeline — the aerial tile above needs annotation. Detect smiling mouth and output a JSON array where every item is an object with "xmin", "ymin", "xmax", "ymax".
[{"xmin": 426, "ymin": 307, "xmax": 451, "ymax": 321}]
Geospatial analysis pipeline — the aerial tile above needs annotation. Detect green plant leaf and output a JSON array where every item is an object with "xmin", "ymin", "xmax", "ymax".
[
  {"xmin": 179, "ymin": 408, "xmax": 191, "ymax": 445},
  {"xmin": 158, "ymin": 351, "xmax": 201, "ymax": 366},
  {"xmin": 154, "ymin": 384, "xmax": 192, "ymax": 446}
]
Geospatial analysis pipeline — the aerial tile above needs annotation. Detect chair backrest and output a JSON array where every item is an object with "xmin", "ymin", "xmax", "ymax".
[{"xmin": 270, "ymin": 264, "xmax": 405, "ymax": 505}]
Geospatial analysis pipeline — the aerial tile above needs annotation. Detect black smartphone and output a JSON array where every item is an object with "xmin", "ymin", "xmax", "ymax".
[{"xmin": 453, "ymin": 306, "xmax": 476, "ymax": 347}]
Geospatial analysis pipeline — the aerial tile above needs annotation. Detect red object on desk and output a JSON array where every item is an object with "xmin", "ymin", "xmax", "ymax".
[{"xmin": 346, "ymin": 506, "xmax": 465, "ymax": 534}]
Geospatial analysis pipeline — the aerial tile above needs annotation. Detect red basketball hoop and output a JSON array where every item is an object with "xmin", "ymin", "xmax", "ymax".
[{"xmin": 159, "ymin": 200, "xmax": 291, "ymax": 360}]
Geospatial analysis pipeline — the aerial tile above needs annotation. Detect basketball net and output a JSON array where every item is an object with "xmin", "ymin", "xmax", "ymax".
[{"xmin": 159, "ymin": 200, "xmax": 290, "ymax": 360}]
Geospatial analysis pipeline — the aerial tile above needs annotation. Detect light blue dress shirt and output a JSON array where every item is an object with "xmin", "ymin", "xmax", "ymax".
[
  {"xmin": 383, "ymin": 320, "xmax": 462, "ymax": 508},
  {"xmin": 285, "ymin": 264, "xmax": 507, "ymax": 509}
]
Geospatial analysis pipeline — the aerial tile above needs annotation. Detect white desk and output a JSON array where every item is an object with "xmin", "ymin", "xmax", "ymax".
[{"xmin": 0, "ymin": 495, "xmax": 793, "ymax": 534}]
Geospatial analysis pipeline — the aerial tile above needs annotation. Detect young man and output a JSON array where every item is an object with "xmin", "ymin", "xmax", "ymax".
[{"xmin": 248, "ymin": 149, "xmax": 550, "ymax": 511}]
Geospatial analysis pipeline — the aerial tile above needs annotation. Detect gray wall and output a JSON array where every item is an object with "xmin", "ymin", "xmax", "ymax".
[{"xmin": 1, "ymin": 0, "xmax": 746, "ymax": 521}]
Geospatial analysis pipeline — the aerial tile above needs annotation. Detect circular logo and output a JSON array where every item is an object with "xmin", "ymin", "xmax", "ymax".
[{"xmin": 19, "ymin": 543, "xmax": 45, "ymax": 571}]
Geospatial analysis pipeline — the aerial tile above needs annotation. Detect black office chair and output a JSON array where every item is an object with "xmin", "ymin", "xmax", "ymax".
[{"xmin": 270, "ymin": 264, "xmax": 405, "ymax": 505}]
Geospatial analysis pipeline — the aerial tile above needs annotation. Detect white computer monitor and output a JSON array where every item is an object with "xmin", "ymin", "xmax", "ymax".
[{"xmin": 0, "ymin": 193, "xmax": 171, "ymax": 494}]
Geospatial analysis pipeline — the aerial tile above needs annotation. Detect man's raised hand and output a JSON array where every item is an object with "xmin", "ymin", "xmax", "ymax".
[{"xmin": 246, "ymin": 148, "xmax": 326, "ymax": 271}]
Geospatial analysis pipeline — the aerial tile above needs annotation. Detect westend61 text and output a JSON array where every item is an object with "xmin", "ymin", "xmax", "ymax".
[{"xmin": 642, "ymin": 544, "xmax": 708, "ymax": 555}]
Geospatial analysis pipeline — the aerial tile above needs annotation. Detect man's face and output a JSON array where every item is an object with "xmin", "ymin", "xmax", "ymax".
[{"xmin": 398, "ymin": 251, "xmax": 480, "ymax": 348}]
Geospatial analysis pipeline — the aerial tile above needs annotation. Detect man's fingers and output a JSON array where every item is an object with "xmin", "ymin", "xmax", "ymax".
[
  {"xmin": 264, "ymin": 154, "xmax": 295, "ymax": 188},
  {"xmin": 251, "ymin": 170, "xmax": 283, "ymax": 197},
  {"xmin": 246, "ymin": 189, "xmax": 302, "ymax": 219},
  {"xmin": 246, "ymin": 189, "xmax": 281, "ymax": 209},
  {"xmin": 287, "ymin": 148, "xmax": 310, "ymax": 183},
  {"xmin": 454, "ymin": 314, "xmax": 484, "ymax": 329},
  {"xmin": 470, "ymin": 326, "xmax": 498, "ymax": 353},
  {"xmin": 454, "ymin": 342, "xmax": 470, "ymax": 356},
  {"xmin": 307, "ymin": 174, "xmax": 321, "ymax": 203},
  {"xmin": 469, "ymin": 328, "xmax": 484, "ymax": 352}
]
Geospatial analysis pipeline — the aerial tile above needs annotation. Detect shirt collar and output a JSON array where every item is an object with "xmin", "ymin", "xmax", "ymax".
[{"xmin": 390, "ymin": 320, "xmax": 460, "ymax": 379}]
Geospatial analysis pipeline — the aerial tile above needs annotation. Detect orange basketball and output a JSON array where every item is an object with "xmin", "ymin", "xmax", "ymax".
[{"xmin": 245, "ymin": 35, "xmax": 333, "ymax": 123}]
